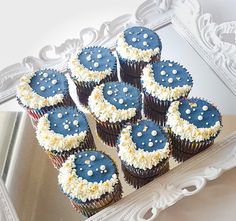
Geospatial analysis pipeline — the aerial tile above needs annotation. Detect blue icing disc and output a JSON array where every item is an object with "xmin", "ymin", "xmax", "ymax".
[
  {"xmin": 29, "ymin": 69, "xmax": 68, "ymax": 98},
  {"xmin": 151, "ymin": 61, "xmax": 193, "ymax": 89},
  {"xmin": 103, "ymin": 82, "xmax": 141, "ymax": 110},
  {"xmin": 131, "ymin": 120, "xmax": 168, "ymax": 152},
  {"xmin": 78, "ymin": 47, "xmax": 116, "ymax": 72},
  {"xmin": 178, "ymin": 98, "xmax": 221, "ymax": 128},
  {"xmin": 47, "ymin": 106, "xmax": 89, "ymax": 136},
  {"xmin": 124, "ymin": 26, "xmax": 162, "ymax": 51},
  {"xmin": 74, "ymin": 151, "xmax": 116, "ymax": 183}
]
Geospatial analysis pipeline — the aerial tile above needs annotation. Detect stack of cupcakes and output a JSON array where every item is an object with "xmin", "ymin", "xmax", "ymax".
[
  {"xmin": 16, "ymin": 69, "xmax": 74, "ymax": 126},
  {"xmin": 116, "ymin": 26, "xmax": 162, "ymax": 89},
  {"xmin": 69, "ymin": 46, "xmax": 118, "ymax": 106},
  {"xmin": 15, "ymin": 25, "xmax": 223, "ymax": 218}
]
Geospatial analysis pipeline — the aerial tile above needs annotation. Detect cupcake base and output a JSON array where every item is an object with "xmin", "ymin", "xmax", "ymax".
[
  {"xmin": 45, "ymin": 131, "xmax": 95, "ymax": 169},
  {"xmin": 17, "ymin": 93, "xmax": 75, "ymax": 125},
  {"xmin": 121, "ymin": 158, "xmax": 169, "ymax": 179},
  {"xmin": 95, "ymin": 110, "xmax": 142, "ymax": 147},
  {"xmin": 122, "ymin": 162, "xmax": 169, "ymax": 189},
  {"xmin": 70, "ymin": 181, "xmax": 122, "ymax": 217},
  {"xmin": 119, "ymin": 55, "xmax": 160, "ymax": 90},
  {"xmin": 169, "ymin": 131, "xmax": 214, "ymax": 162},
  {"xmin": 73, "ymin": 70, "xmax": 118, "ymax": 107}
]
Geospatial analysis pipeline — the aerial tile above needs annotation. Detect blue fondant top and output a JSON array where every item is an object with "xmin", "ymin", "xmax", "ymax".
[
  {"xmin": 124, "ymin": 26, "xmax": 162, "ymax": 51},
  {"xmin": 47, "ymin": 106, "xmax": 89, "ymax": 136},
  {"xmin": 29, "ymin": 69, "xmax": 69, "ymax": 97},
  {"xmin": 78, "ymin": 47, "xmax": 116, "ymax": 72},
  {"xmin": 103, "ymin": 82, "xmax": 141, "ymax": 110},
  {"xmin": 151, "ymin": 61, "xmax": 193, "ymax": 89},
  {"xmin": 74, "ymin": 151, "xmax": 116, "ymax": 183},
  {"xmin": 178, "ymin": 98, "xmax": 222, "ymax": 128},
  {"xmin": 131, "ymin": 120, "xmax": 168, "ymax": 152}
]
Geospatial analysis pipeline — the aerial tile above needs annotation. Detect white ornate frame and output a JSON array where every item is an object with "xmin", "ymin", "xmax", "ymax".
[{"xmin": 0, "ymin": 0, "xmax": 236, "ymax": 220}]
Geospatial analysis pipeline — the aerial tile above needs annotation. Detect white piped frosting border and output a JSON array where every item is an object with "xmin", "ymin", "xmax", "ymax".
[
  {"xmin": 166, "ymin": 101, "xmax": 222, "ymax": 142},
  {"xmin": 69, "ymin": 53, "xmax": 113, "ymax": 83},
  {"xmin": 118, "ymin": 126, "xmax": 170, "ymax": 170},
  {"xmin": 141, "ymin": 64, "xmax": 192, "ymax": 101},
  {"xmin": 58, "ymin": 155, "xmax": 119, "ymax": 202},
  {"xmin": 88, "ymin": 84, "xmax": 137, "ymax": 123},
  {"xmin": 16, "ymin": 73, "xmax": 64, "ymax": 109},
  {"xmin": 36, "ymin": 114, "xmax": 87, "ymax": 152},
  {"xmin": 116, "ymin": 32, "xmax": 160, "ymax": 62}
]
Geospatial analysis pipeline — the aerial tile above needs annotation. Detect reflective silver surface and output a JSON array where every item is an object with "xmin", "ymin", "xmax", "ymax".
[{"xmin": 0, "ymin": 24, "xmax": 236, "ymax": 221}]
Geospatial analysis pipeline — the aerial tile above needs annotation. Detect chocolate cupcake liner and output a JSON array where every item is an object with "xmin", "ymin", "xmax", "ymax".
[
  {"xmin": 17, "ymin": 93, "xmax": 75, "ymax": 124},
  {"xmin": 94, "ymin": 109, "xmax": 141, "ymax": 147},
  {"xmin": 45, "ymin": 130, "xmax": 95, "ymax": 169},
  {"xmin": 70, "ymin": 63, "xmax": 118, "ymax": 107},
  {"xmin": 96, "ymin": 124, "xmax": 118, "ymax": 147},
  {"xmin": 169, "ymin": 130, "xmax": 214, "ymax": 157},
  {"xmin": 171, "ymin": 147, "xmax": 198, "ymax": 162},
  {"xmin": 118, "ymin": 54, "xmax": 160, "ymax": 89},
  {"xmin": 143, "ymin": 102, "xmax": 167, "ymax": 126},
  {"xmin": 70, "ymin": 181, "xmax": 122, "ymax": 217},
  {"xmin": 121, "ymin": 158, "xmax": 169, "ymax": 179},
  {"xmin": 122, "ymin": 162, "xmax": 169, "ymax": 189}
]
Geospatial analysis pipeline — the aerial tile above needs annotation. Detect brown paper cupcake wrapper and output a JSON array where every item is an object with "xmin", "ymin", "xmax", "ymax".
[
  {"xmin": 169, "ymin": 130, "xmax": 214, "ymax": 161},
  {"xmin": 70, "ymin": 181, "xmax": 122, "ymax": 217},
  {"xmin": 93, "ymin": 110, "xmax": 141, "ymax": 147},
  {"xmin": 122, "ymin": 162, "xmax": 169, "ymax": 189},
  {"xmin": 143, "ymin": 102, "xmax": 167, "ymax": 126},
  {"xmin": 17, "ymin": 93, "xmax": 75, "ymax": 124},
  {"xmin": 121, "ymin": 158, "xmax": 169, "ymax": 179},
  {"xmin": 71, "ymin": 68, "xmax": 118, "ymax": 107},
  {"xmin": 45, "ymin": 130, "xmax": 95, "ymax": 169}
]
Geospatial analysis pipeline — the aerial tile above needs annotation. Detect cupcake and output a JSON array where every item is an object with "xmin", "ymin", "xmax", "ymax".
[
  {"xmin": 166, "ymin": 97, "xmax": 222, "ymax": 161},
  {"xmin": 36, "ymin": 106, "xmax": 95, "ymax": 169},
  {"xmin": 141, "ymin": 60, "xmax": 193, "ymax": 125},
  {"xmin": 117, "ymin": 119, "xmax": 170, "ymax": 180},
  {"xmin": 116, "ymin": 26, "xmax": 162, "ymax": 89},
  {"xmin": 58, "ymin": 151, "xmax": 122, "ymax": 217},
  {"xmin": 68, "ymin": 46, "xmax": 118, "ymax": 106},
  {"xmin": 88, "ymin": 81, "xmax": 142, "ymax": 146},
  {"xmin": 16, "ymin": 69, "xmax": 74, "ymax": 125}
]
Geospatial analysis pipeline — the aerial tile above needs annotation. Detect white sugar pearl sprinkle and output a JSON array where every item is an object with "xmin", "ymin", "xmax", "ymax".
[
  {"xmin": 57, "ymin": 113, "xmax": 62, "ymax": 118},
  {"xmin": 94, "ymin": 62, "xmax": 99, "ymax": 67},
  {"xmin": 118, "ymin": 99, "xmax": 124, "ymax": 104},
  {"xmin": 100, "ymin": 165, "xmax": 106, "ymax": 170},
  {"xmin": 198, "ymin": 115, "xmax": 203, "ymax": 121},
  {"xmin": 172, "ymin": 69, "xmax": 177, "ymax": 74},
  {"xmin": 52, "ymin": 79, "xmax": 57, "ymax": 85},
  {"xmin": 43, "ymin": 73, "xmax": 48, "ymax": 78},
  {"xmin": 86, "ymin": 55, "xmax": 92, "ymax": 61},
  {"xmin": 64, "ymin": 124, "xmax": 69, "ymax": 129},
  {"xmin": 36, "ymin": 82, "xmax": 39, "ymax": 85},
  {"xmin": 97, "ymin": 54, "xmax": 102, "ymax": 59},
  {"xmin": 160, "ymin": 70, "xmax": 166, "ymax": 75},
  {"xmin": 202, "ymin": 105, "xmax": 208, "ymax": 111},
  {"xmin": 137, "ymin": 132, "xmax": 142, "ymax": 137},
  {"xmin": 107, "ymin": 90, "xmax": 113, "ymax": 95},
  {"xmin": 123, "ymin": 87, "xmax": 128, "ymax": 93},
  {"xmin": 143, "ymin": 33, "xmax": 148, "ymax": 38},
  {"xmin": 168, "ymin": 78, "xmax": 173, "ymax": 83},
  {"xmin": 85, "ymin": 160, "xmax": 90, "ymax": 164},
  {"xmin": 90, "ymin": 155, "xmax": 96, "ymax": 161},
  {"xmin": 79, "ymin": 168, "xmax": 83, "ymax": 171},
  {"xmin": 132, "ymin": 37, "xmax": 136, "ymax": 42},
  {"xmin": 87, "ymin": 170, "xmax": 93, "ymax": 176},
  {"xmin": 148, "ymin": 142, "xmax": 153, "ymax": 147},
  {"xmin": 151, "ymin": 130, "xmax": 157, "ymax": 136},
  {"xmin": 40, "ymin": 86, "xmax": 46, "ymax": 91},
  {"xmin": 73, "ymin": 120, "xmax": 78, "ymax": 126},
  {"xmin": 185, "ymin": 109, "xmax": 191, "ymax": 114},
  {"xmin": 143, "ymin": 41, "xmax": 148, "ymax": 46}
]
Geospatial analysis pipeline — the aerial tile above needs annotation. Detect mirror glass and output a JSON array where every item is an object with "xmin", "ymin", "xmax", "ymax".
[{"xmin": 1, "ymin": 24, "xmax": 236, "ymax": 221}]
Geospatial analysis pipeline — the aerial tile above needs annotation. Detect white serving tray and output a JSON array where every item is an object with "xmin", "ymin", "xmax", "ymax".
[{"xmin": 0, "ymin": 0, "xmax": 236, "ymax": 220}]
